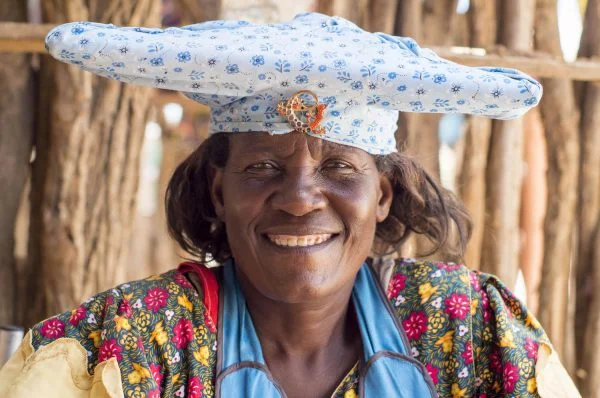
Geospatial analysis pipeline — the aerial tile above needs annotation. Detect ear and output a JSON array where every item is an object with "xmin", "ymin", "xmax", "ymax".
[
  {"xmin": 210, "ymin": 164, "xmax": 226, "ymax": 221},
  {"xmin": 376, "ymin": 174, "xmax": 393, "ymax": 223}
]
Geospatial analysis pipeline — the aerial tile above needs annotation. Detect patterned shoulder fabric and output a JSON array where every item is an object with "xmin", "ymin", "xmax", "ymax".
[
  {"xmin": 30, "ymin": 268, "xmax": 218, "ymax": 398},
  {"xmin": 386, "ymin": 258, "xmax": 549, "ymax": 397},
  {"xmin": 471, "ymin": 270, "xmax": 550, "ymax": 396}
]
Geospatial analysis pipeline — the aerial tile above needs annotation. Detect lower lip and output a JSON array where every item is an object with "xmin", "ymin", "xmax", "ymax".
[{"xmin": 262, "ymin": 234, "xmax": 339, "ymax": 252}]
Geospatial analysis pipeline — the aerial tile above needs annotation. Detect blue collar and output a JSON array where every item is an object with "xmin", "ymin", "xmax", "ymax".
[{"xmin": 215, "ymin": 260, "xmax": 437, "ymax": 397}]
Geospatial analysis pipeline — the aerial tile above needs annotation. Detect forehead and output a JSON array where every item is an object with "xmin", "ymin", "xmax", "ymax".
[{"xmin": 228, "ymin": 131, "xmax": 367, "ymax": 159}]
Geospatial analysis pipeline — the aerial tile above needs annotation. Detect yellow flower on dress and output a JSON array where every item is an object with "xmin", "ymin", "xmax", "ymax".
[
  {"xmin": 451, "ymin": 383, "xmax": 467, "ymax": 397},
  {"xmin": 418, "ymin": 283, "xmax": 438, "ymax": 304},
  {"xmin": 127, "ymin": 363, "xmax": 151, "ymax": 384},
  {"xmin": 150, "ymin": 321, "xmax": 168, "ymax": 346},
  {"xmin": 194, "ymin": 345, "xmax": 211, "ymax": 366},
  {"xmin": 470, "ymin": 298, "xmax": 479, "ymax": 315},
  {"xmin": 499, "ymin": 330, "xmax": 516, "ymax": 348},
  {"xmin": 527, "ymin": 377, "xmax": 537, "ymax": 393},
  {"xmin": 178, "ymin": 294, "xmax": 194, "ymax": 312},
  {"xmin": 129, "ymin": 385, "xmax": 146, "ymax": 398},
  {"xmin": 114, "ymin": 315, "xmax": 132, "ymax": 332},
  {"xmin": 344, "ymin": 389, "xmax": 357, "ymax": 398},
  {"xmin": 88, "ymin": 330, "xmax": 102, "ymax": 348},
  {"xmin": 435, "ymin": 330, "xmax": 455, "ymax": 353},
  {"xmin": 123, "ymin": 292, "xmax": 134, "ymax": 301}
]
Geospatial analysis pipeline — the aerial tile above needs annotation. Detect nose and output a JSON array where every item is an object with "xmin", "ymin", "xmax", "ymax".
[{"xmin": 270, "ymin": 167, "xmax": 327, "ymax": 217}]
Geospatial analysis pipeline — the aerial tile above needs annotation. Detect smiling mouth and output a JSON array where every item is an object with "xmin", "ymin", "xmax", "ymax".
[{"xmin": 266, "ymin": 234, "xmax": 335, "ymax": 247}]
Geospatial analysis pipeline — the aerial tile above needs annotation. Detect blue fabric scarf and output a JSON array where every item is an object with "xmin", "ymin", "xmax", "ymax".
[{"xmin": 214, "ymin": 260, "xmax": 437, "ymax": 397}]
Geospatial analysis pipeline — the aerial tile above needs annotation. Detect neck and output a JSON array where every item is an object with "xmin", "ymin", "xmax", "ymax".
[{"xmin": 238, "ymin": 271, "xmax": 359, "ymax": 358}]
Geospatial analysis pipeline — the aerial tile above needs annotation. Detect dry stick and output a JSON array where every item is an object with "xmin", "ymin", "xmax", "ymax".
[
  {"xmin": 581, "ymin": 227, "xmax": 600, "ymax": 396},
  {"xmin": 0, "ymin": 2, "xmax": 35, "ymax": 326},
  {"xmin": 481, "ymin": 0, "xmax": 534, "ymax": 291},
  {"xmin": 392, "ymin": 0, "xmax": 422, "ymax": 260},
  {"xmin": 458, "ymin": 0, "xmax": 496, "ymax": 271},
  {"xmin": 575, "ymin": 0, "xmax": 600, "ymax": 393},
  {"xmin": 535, "ymin": 0, "xmax": 581, "ymax": 362},
  {"xmin": 24, "ymin": 0, "xmax": 160, "ymax": 327},
  {"xmin": 362, "ymin": 0, "xmax": 398, "ymax": 34}
]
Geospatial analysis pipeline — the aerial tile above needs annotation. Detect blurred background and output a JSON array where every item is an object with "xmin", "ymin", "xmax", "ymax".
[{"xmin": 0, "ymin": 0, "xmax": 598, "ymax": 394}]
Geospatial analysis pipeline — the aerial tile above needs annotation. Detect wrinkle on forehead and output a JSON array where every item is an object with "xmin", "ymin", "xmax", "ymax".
[{"xmin": 229, "ymin": 131, "xmax": 364, "ymax": 161}]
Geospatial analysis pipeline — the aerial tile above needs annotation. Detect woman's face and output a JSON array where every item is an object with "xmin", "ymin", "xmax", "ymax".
[{"xmin": 211, "ymin": 132, "xmax": 393, "ymax": 303}]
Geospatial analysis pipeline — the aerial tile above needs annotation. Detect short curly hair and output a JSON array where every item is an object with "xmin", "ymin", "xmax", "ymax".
[{"xmin": 165, "ymin": 133, "xmax": 472, "ymax": 263}]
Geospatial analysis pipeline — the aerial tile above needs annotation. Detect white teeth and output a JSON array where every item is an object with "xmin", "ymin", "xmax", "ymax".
[{"xmin": 267, "ymin": 234, "xmax": 333, "ymax": 247}]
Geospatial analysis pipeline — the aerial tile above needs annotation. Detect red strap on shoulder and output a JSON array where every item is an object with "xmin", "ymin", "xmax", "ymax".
[{"xmin": 177, "ymin": 262, "xmax": 219, "ymax": 332}]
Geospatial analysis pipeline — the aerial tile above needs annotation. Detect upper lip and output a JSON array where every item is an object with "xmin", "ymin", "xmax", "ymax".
[{"xmin": 261, "ymin": 227, "xmax": 340, "ymax": 236}]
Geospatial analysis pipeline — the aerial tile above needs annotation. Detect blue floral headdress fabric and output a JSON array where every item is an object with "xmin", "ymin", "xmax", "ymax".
[{"xmin": 45, "ymin": 12, "xmax": 542, "ymax": 154}]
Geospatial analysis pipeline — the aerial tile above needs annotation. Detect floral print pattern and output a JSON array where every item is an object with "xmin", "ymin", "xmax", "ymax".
[
  {"xmin": 29, "ymin": 259, "xmax": 551, "ymax": 397},
  {"xmin": 31, "ymin": 269, "xmax": 217, "ymax": 398},
  {"xmin": 387, "ymin": 258, "xmax": 551, "ymax": 397},
  {"xmin": 44, "ymin": 13, "xmax": 542, "ymax": 155}
]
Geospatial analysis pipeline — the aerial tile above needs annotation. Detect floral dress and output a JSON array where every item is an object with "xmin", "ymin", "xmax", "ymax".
[{"xmin": 0, "ymin": 259, "xmax": 579, "ymax": 397}]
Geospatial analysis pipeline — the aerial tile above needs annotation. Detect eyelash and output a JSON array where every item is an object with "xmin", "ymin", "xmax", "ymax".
[
  {"xmin": 246, "ymin": 160, "xmax": 353, "ymax": 172},
  {"xmin": 246, "ymin": 161, "xmax": 278, "ymax": 170}
]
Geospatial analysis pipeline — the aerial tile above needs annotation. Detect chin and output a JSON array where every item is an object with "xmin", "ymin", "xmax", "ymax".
[{"xmin": 258, "ymin": 257, "xmax": 350, "ymax": 303}]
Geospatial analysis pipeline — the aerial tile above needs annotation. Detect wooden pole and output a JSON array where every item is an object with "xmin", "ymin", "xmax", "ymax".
[
  {"xmin": 534, "ymin": 0, "xmax": 581, "ymax": 360},
  {"xmin": 480, "ymin": 0, "xmax": 535, "ymax": 289},
  {"xmin": 24, "ymin": 0, "xmax": 160, "ymax": 327},
  {"xmin": 519, "ymin": 108, "xmax": 547, "ymax": 314},
  {"xmin": 0, "ymin": 1, "xmax": 35, "ymax": 326},
  {"xmin": 575, "ymin": 0, "xmax": 600, "ymax": 392},
  {"xmin": 457, "ymin": 0, "xmax": 495, "ymax": 270}
]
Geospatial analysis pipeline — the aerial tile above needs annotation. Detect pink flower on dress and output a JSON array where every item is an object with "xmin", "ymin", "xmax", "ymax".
[
  {"xmin": 149, "ymin": 363, "xmax": 163, "ymax": 386},
  {"xmin": 148, "ymin": 390, "xmax": 161, "ymax": 398},
  {"xmin": 436, "ymin": 262, "xmax": 461, "ymax": 272},
  {"xmin": 174, "ymin": 272, "xmax": 193, "ymax": 288},
  {"xmin": 98, "ymin": 338, "xmax": 123, "ymax": 362},
  {"xmin": 172, "ymin": 318, "xmax": 194, "ymax": 349},
  {"xmin": 462, "ymin": 341, "xmax": 473, "ymax": 364},
  {"xmin": 480, "ymin": 290, "xmax": 491, "ymax": 322},
  {"xmin": 40, "ymin": 318, "xmax": 65, "ymax": 339},
  {"xmin": 502, "ymin": 361, "xmax": 520, "ymax": 393},
  {"xmin": 402, "ymin": 311, "xmax": 428, "ymax": 340},
  {"xmin": 69, "ymin": 306, "xmax": 86, "ymax": 326},
  {"xmin": 118, "ymin": 299, "xmax": 132, "ymax": 318},
  {"xmin": 187, "ymin": 376, "xmax": 204, "ymax": 398},
  {"xmin": 524, "ymin": 338, "xmax": 539, "ymax": 360},
  {"xmin": 489, "ymin": 347, "xmax": 502, "ymax": 373},
  {"xmin": 144, "ymin": 287, "xmax": 169, "ymax": 313},
  {"xmin": 444, "ymin": 293, "xmax": 470, "ymax": 320},
  {"xmin": 387, "ymin": 274, "xmax": 407, "ymax": 298},
  {"xmin": 425, "ymin": 363, "xmax": 439, "ymax": 384},
  {"xmin": 469, "ymin": 272, "xmax": 481, "ymax": 291}
]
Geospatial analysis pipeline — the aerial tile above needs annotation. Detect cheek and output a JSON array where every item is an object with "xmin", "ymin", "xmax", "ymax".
[
  {"xmin": 335, "ymin": 182, "xmax": 380, "ymax": 241},
  {"xmin": 222, "ymin": 176, "xmax": 270, "ymax": 222}
]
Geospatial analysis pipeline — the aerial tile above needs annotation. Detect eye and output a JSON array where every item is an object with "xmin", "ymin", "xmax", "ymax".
[
  {"xmin": 245, "ymin": 161, "xmax": 279, "ymax": 171},
  {"xmin": 322, "ymin": 160, "xmax": 353, "ymax": 170}
]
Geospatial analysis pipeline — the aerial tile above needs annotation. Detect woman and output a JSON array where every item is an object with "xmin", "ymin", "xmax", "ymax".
[{"xmin": 0, "ymin": 13, "xmax": 579, "ymax": 397}]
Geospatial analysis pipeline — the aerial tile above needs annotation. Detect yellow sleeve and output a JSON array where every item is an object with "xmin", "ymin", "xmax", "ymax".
[{"xmin": 0, "ymin": 331, "xmax": 124, "ymax": 398}]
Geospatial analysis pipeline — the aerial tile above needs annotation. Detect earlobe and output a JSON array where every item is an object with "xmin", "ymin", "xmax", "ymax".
[
  {"xmin": 210, "ymin": 166, "xmax": 226, "ymax": 221},
  {"xmin": 376, "ymin": 175, "xmax": 393, "ymax": 222}
]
